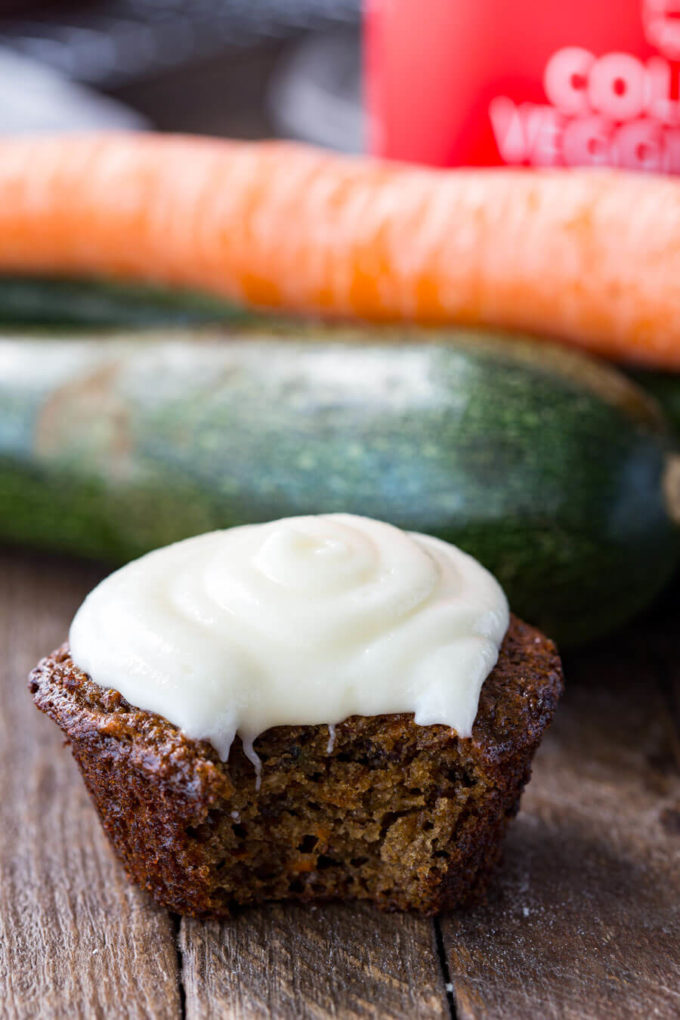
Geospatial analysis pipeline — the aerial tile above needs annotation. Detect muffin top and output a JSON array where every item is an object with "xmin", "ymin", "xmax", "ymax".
[{"xmin": 69, "ymin": 514, "xmax": 509, "ymax": 760}]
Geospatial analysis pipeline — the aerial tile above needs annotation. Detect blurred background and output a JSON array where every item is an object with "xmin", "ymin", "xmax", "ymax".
[{"xmin": 0, "ymin": 0, "xmax": 363, "ymax": 147}]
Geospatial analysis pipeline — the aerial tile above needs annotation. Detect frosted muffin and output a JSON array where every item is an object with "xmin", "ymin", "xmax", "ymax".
[{"xmin": 29, "ymin": 514, "xmax": 562, "ymax": 915}]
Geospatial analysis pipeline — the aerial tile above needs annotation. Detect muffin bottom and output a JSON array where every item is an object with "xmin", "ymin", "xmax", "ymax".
[{"xmin": 29, "ymin": 615, "xmax": 562, "ymax": 916}]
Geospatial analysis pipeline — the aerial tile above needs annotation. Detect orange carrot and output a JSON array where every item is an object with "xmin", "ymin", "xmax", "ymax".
[{"xmin": 0, "ymin": 132, "xmax": 679, "ymax": 367}]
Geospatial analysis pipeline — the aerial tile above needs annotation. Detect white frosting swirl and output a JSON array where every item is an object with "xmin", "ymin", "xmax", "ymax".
[{"xmin": 69, "ymin": 514, "xmax": 509, "ymax": 763}]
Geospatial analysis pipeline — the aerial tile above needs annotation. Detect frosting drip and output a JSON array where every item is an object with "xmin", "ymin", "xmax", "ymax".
[{"xmin": 69, "ymin": 514, "xmax": 509, "ymax": 761}]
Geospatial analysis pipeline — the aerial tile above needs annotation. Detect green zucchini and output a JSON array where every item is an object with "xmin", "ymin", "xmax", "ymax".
[
  {"xmin": 1, "ymin": 326, "xmax": 678, "ymax": 646},
  {"xmin": 0, "ymin": 276, "xmax": 256, "ymax": 328},
  {"xmin": 630, "ymin": 370, "xmax": 680, "ymax": 439}
]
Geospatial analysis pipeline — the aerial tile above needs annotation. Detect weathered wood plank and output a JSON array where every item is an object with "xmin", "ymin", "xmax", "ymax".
[
  {"xmin": 181, "ymin": 902, "xmax": 448, "ymax": 1020},
  {"xmin": 6, "ymin": 545, "xmax": 680, "ymax": 1019},
  {"xmin": 442, "ymin": 625, "xmax": 680, "ymax": 1020},
  {"xmin": 0, "ymin": 551, "xmax": 182, "ymax": 1020}
]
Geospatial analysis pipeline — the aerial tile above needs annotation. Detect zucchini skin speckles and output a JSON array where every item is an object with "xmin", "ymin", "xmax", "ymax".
[{"xmin": 0, "ymin": 326, "xmax": 677, "ymax": 646}]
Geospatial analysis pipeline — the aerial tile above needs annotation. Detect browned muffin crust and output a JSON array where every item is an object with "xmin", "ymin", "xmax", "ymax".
[{"xmin": 29, "ymin": 615, "xmax": 562, "ymax": 916}]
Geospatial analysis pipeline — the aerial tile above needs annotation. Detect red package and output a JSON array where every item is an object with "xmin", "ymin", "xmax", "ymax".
[{"xmin": 366, "ymin": 0, "xmax": 680, "ymax": 171}]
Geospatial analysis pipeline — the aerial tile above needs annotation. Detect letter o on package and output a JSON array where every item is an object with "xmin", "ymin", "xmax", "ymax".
[{"xmin": 544, "ymin": 47, "xmax": 595, "ymax": 115}]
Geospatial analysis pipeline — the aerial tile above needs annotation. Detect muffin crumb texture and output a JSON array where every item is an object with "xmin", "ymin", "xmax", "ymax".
[{"xmin": 29, "ymin": 616, "xmax": 562, "ymax": 916}]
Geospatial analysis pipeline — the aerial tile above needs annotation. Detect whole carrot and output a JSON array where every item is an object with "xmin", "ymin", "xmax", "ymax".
[{"xmin": 0, "ymin": 133, "xmax": 679, "ymax": 367}]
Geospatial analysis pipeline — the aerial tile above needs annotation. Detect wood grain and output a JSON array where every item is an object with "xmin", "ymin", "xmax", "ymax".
[
  {"xmin": 0, "ymin": 551, "xmax": 182, "ymax": 1020},
  {"xmin": 0, "ymin": 549, "xmax": 451, "ymax": 1019},
  {"xmin": 441, "ymin": 622, "xmax": 680, "ymax": 1020},
  {"xmin": 180, "ymin": 903, "xmax": 447, "ymax": 1020},
  {"xmin": 3, "ymin": 548, "xmax": 680, "ymax": 1019}
]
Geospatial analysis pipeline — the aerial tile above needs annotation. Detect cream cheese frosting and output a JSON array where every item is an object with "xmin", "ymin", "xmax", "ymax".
[{"xmin": 69, "ymin": 514, "xmax": 509, "ymax": 764}]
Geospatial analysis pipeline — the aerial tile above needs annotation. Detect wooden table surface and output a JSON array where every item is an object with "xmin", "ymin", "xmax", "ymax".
[{"xmin": 2, "ymin": 547, "xmax": 679, "ymax": 1019}]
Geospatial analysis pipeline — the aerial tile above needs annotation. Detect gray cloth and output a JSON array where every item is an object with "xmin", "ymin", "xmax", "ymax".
[{"xmin": 0, "ymin": 0, "xmax": 361, "ymax": 86}]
